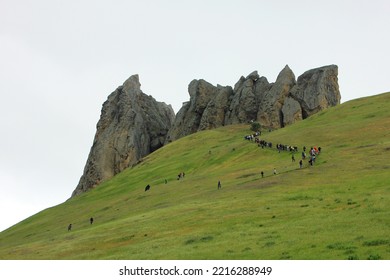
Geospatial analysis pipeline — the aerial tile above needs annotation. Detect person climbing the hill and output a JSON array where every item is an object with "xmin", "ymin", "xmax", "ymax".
[
  {"xmin": 261, "ymin": 171, "xmax": 264, "ymax": 178},
  {"xmin": 68, "ymin": 224, "xmax": 72, "ymax": 231},
  {"xmin": 292, "ymin": 154, "xmax": 295, "ymax": 162},
  {"xmin": 218, "ymin": 180, "xmax": 222, "ymax": 189},
  {"xmin": 90, "ymin": 217, "xmax": 94, "ymax": 225},
  {"xmin": 299, "ymin": 160, "xmax": 303, "ymax": 169},
  {"xmin": 273, "ymin": 168, "xmax": 277, "ymax": 175}
]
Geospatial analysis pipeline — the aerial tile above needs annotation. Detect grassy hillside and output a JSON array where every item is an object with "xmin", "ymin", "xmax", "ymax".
[{"xmin": 1, "ymin": 92, "xmax": 389, "ymax": 260}]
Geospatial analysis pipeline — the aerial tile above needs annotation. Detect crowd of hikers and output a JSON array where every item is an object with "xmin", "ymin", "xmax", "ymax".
[{"xmin": 244, "ymin": 131, "xmax": 322, "ymax": 177}]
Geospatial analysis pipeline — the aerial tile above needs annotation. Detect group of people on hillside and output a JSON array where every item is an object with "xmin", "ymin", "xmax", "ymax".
[
  {"xmin": 306, "ymin": 146, "xmax": 321, "ymax": 166},
  {"xmin": 244, "ymin": 131, "xmax": 261, "ymax": 141},
  {"xmin": 177, "ymin": 172, "xmax": 185, "ymax": 180},
  {"xmin": 277, "ymin": 143, "xmax": 298, "ymax": 153},
  {"xmin": 245, "ymin": 133, "xmax": 273, "ymax": 148},
  {"xmin": 244, "ymin": 132, "xmax": 322, "ymax": 178}
]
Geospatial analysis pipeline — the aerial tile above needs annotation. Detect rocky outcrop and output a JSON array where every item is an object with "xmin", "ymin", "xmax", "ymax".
[
  {"xmin": 257, "ymin": 65, "xmax": 296, "ymax": 127},
  {"xmin": 199, "ymin": 85, "xmax": 233, "ymax": 130},
  {"xmin": 72, "ymin": 75, "xmax": 175, "ymax": 197},
  {"xmin": 73, "ymin": 65, "xmax": 340, "ymax": 196},
  {"xmin": 165, "ymin": 80, "xmax": 233, "ymax": 142},
  {"xmin": 166, "ymin": 65, "xmax": 340, "ymax": 142},
  {"xmin": 281, "ymin": 96, "xmax": 302, "ymax": 126},
  {"xmin": 290, "ymin": 65, "xmax": 340, "ymax": 118},
  {"xmin": 224, "ymin": 71, "xmax": 269, "ymax": 125}
]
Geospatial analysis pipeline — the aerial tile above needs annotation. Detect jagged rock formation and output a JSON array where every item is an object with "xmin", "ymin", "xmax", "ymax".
[
  {"xmin": 166, "ymin": 64, "xmax": 340, "ymax": 142},
  {"xmin": 224, "ymin": 71, "xmax": 266, "ymax": 125},
  {"xmin": 165, "ymin": 80, "xmax": 234, "ymax": 141},
  {"xmin": 72, "ymin": 75, "xmax": 175, "ymax": 197},
  {"xmin": 257, "ymin": 65, "xmax": 296, "ymax": 128},
  {"xmin": 73, "ymin": 65, "xmax": 340, "ymax": 196}
]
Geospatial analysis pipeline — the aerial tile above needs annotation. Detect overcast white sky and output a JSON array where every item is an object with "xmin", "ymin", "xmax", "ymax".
[{"xmin": 0, "ymin": 0, "xmax": 389, "ymax": 232}]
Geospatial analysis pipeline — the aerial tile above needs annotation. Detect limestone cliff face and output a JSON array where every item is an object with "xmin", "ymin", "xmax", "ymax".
[
  {"xmin": 166, "ymin": 65, "xmax": 340, "ymax": 142},
  {"xmin": 72, "ymin": 75, "xmax": 175, "ymax": 197}
]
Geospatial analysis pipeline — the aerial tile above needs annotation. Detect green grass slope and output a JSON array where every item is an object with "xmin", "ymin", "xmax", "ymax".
[{"xmin": 1, "ymin": 92, "xmax": 389, "ymax": 260}]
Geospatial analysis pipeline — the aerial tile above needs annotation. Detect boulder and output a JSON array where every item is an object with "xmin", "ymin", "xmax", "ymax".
[{"xmin": 291, "ymin": 65, "xmax": 340, "ymax": 118}]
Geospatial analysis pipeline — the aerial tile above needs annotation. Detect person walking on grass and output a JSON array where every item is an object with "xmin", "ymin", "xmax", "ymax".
[{"xmin": 218, "ymin": 180, "xmax": 222, "ymax": 189}]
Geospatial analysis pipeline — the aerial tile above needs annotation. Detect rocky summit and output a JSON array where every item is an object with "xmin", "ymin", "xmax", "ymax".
[
  {"xmin": 166, "ymin": 65, "xmax": 340, "ymax": 143},
  {"xmin": 72, "ymin": 65, "xmax": 340, "ymax": 196},
  {"xmin": 71, "ymin": 75, "xmax": 175, "ymax": 197}
]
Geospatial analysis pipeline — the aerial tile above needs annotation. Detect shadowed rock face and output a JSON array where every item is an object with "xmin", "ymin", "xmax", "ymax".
[
  {"xmin": 71, "ymin": 75, "xmax": 175, "ymax": 197},
  {"xmin": 166, "ymin": 65, "xmax": 340, "ymax": 143}
]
